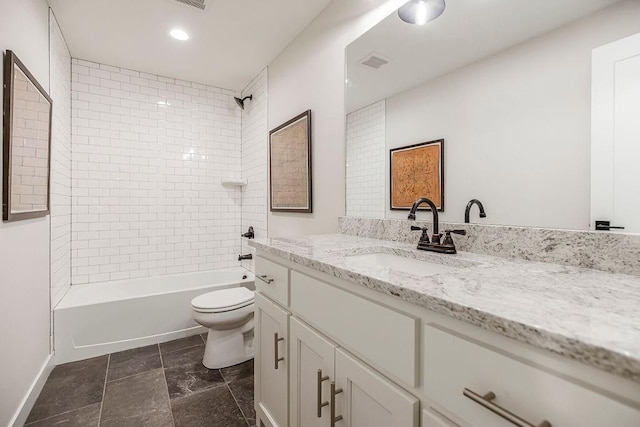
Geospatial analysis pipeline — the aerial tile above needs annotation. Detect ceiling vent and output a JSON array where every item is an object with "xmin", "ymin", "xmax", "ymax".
[
  {"xmin": 174, "ymin": 0, "xmax": 207, "ymax": 10},
  {"xmin": 360, "ymin": 53, "xmax": 390, "ymax": 70}
]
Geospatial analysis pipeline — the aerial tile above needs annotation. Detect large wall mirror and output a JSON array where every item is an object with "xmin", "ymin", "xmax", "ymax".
[
  {"xmin": 3, "ymin": 50, "xmax": 52, "ymax": 222},
  {"xmin": 345, "ymin": 0, "xmax": 640, "ymax": 232}
]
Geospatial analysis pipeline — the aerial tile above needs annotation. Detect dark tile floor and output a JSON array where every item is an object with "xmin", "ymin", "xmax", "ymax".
[{"xmin": 26, "ymin": 334, "xmax": 255, "ymax": 427}]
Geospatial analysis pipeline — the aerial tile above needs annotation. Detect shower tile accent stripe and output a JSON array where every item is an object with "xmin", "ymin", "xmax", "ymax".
[{"xmin": 70, "ymin": 59, "xmax": 242, "ymax": 284}]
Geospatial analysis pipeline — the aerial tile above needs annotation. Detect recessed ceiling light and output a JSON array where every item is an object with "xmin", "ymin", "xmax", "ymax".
[
  {"xmin": 170, "ymin": 28, "xmax": 189, "ymax": 41},
  {"xmin": 398, "ymin": 0, "xmax": 446, "ymax": 25}
]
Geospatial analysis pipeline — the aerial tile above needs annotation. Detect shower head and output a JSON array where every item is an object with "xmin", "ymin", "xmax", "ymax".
[{"xmin": 234, "ymin": 95, "xmax": 253, "ymax": 110}]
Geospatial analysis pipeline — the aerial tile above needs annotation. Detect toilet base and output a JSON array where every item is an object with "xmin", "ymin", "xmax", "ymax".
[{"xmin": 202, "ymin": 321, "xmax": 254, "ymax": 369}]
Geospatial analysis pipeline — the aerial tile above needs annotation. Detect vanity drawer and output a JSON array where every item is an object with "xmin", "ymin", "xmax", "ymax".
[
  {"xmin": 255, "ymin": 256, "xmax": 289, "ymax": 307},
  {"xmin": 423, "ymin": 325, "xmax": 640, "ymax": 427},
  {"xmin": 290, "ymin": 270, "xmax": 418, "ymax": 386}
]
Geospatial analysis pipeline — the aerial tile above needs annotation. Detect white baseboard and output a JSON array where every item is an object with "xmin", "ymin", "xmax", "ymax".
[{"xmin": 9, "ymin": 353, "xmax": 54, "ymax": 427}]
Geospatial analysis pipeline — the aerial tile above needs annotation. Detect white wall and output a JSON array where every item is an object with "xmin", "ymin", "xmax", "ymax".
[
  {"xmin": 267, "ymin": 0, "xmax": 406, "ymax": 237},
  {"xmin": 240, "ymin": 68, "xmax": 269, "ymax": 271},
  {"xmin": 0, "ymin": 0, "xmax": 52, "ymax": 424},
  {"xmin": 384, "ymin": 0, "xmax": 640, "ymax": 230},
  {"xmin": 70, "ymin": 60, "xmax": 243, "ymax": 284},
  {"xmin": 50, "ymin": 11, "xmax": 72, "ymax": 305},
  {"xmin": 346, "ymin": 100, "xmax": 386, "ymax": 218}
]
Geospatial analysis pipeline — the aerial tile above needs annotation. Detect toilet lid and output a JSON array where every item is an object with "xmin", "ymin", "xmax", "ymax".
[{"xmin": 191, "ymin": 287, "xmax": 254, "ymax": 312}]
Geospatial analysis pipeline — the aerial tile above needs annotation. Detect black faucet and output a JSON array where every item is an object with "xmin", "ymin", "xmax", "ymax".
[
  {"xmin": 408, "ymin": 197, "xmax": 440, "ymax": 243},
  {"xmin": 241, "ymin": 226, "xmax": 255, "ymax": 239},
  {"xmin": 464, "ymin": 199, "xmax": 486, "ymax": 223},
  {"xmin": 238, "ymin": 254, "xmax": 253, "ymax": 261},
  {"xmin": 408, "ymin": 197, "xmax": 466, "ymax": 254}
]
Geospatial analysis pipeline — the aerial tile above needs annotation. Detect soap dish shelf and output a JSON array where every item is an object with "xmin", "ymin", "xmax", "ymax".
[{"xmin": 222, "ymin": 179, "xmax": 248, "ymax": 187}]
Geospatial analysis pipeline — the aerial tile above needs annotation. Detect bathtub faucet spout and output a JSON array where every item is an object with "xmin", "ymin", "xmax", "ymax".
[{"xmin": 238, "ymin": 254, "xmax": 253, "ymax": 261}]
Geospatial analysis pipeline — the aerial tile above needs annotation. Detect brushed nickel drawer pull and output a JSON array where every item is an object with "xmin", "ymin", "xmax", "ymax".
[
  {"xmin": 463, "ymin": 388, "xmax": 551, "ymax": 427},
  {"xmin": 257, "ymin": 275, "xmax": 274, "ymax": 284},
  {"xmin": 330, "ymin": 381, "xmax": 343, "ymax": 427},
  {"xmin": 317, "ymin": 369, "xmax": 329, "ymax": 417},
  {"xmin": 274, "ymin": 333, "xmax": 285, "ymax": 370}
]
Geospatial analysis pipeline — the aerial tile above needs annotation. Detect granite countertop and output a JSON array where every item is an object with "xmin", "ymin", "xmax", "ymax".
[{"xmin": 249, "ymin": 234, "xmax": 640, "ymax": 383}]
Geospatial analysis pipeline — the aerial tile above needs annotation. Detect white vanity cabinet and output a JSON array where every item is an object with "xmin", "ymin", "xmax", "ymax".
[
  {"xmin": 254, "ymin": 254, "xmax": 420, "ymax": 427},
  {"xmin": 253, "ymin": 251, "xmax": 640, "ymax": 427},
  {"xmin": 255, "ymin": 292, "xmax": 289, "ymax": 427},
  {"xmin": 289, "ymin": 317, "xmax": 419, "ymax": 427},
  {"xmin": 423, "ymin": 325, "xmax": 640, "ymax": 427},
  {"xmin": 421, "ymin": 408, "xmax": 458, "ymax": 427},
  {"xmin": 289, "ymin": 317, "xmax": 336, "ymax": 427},
  {"xmin": 334, "ymin": 348, "xmax": 419, "ymax": 427}
]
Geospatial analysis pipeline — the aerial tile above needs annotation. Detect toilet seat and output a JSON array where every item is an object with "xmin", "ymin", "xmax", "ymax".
[{"xmin": 191, "ymin": 287, "xmax": 254, "ymax": 313}]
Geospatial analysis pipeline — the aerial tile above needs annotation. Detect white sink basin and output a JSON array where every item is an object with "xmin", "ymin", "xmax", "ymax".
[{"xmin": 346, "ymin": 252, "xmax": 463, "ymax": 277}]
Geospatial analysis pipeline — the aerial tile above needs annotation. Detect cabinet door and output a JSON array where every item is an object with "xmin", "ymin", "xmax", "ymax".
[
  {"xmin": 290, "ymin": 318, "xmax": 337, "ymax": 427},
  {"xmin": 334, "ymin": 348, "xmax": 419, "ymax": 427},
  {"xmin": 422, "ymin": 408, "xmax": 459, "ymax": 427},
  {"xmin": 255, "ymin": 293, "xmax": 289, "ymax": 427}
]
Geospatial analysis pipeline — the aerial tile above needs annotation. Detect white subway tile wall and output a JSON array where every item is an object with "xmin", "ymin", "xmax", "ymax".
[
  {"xmin": 50, "ymin": 13, "xmax": 72, "ymax": 305},
  {"xmin": 70, "ymin": 59, "xmax": 243, "ymax": 284},
  {"xmin": 345, "ymin": 100, "xmax": 385, "ymax": 218},
  {"xmin": 240, "ymin": 68, "xmax": 268, "ymax": 271}
]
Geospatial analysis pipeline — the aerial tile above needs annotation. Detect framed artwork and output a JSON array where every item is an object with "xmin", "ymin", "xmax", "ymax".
[
  {"xmin": 3, "ymin": 50, "xmax": 53, "ymax": 222},
  {"xmin": 269, "ymin": 110, "xmax": 312, "ymax": 213},
  {"xmin": 390, "ymin": 139, "xmax": 444, "ymax": 211}
]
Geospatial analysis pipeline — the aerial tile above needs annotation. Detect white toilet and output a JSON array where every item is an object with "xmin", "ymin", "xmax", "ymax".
[{"xmin": 191, "ymin": 287, "xmax": 255, "ymax": 369}]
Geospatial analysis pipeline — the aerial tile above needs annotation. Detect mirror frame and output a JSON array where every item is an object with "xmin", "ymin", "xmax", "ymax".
[{"xmin": 3, "ymin": 50, "xmax": 52, "ymax": 222}]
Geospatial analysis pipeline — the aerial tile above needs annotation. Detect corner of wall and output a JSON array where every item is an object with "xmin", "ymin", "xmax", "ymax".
[
  {"xmin": 49, "ymin": 8, "xmax": 72, "ymax": 306},
  {"xmin": 241, "ymin": 68, "xmax": 269, "ymax": 271}
]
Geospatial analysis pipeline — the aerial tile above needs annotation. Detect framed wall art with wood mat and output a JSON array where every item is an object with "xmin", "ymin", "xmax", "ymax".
[{"xmin": 390, "ymin": 139, "xmax": 444, "ymax": 211}]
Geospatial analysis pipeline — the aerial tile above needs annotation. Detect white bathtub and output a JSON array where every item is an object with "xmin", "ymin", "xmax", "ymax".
[{"xmin": 54, "ymin": 268, "xmax": 255, "ymax": 364}]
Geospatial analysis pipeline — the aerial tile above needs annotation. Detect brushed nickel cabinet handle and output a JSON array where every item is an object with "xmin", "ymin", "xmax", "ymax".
[
  {"xmin": 257, "ymin": 275, "xmax": 274, "ymax": 284},
  {"xmin": 463, "ymin": 388, "xmax": 551, "ymax": 427},
  {"xmin": 317, "ymin": 369, "xmax": 329, "ymax": 417},
  {"xmin": 274, "ymin": 333, "xmax": 284, "ymax": 370},
  {"xmin": 330, "ymin": 381, "xmax": 343, "ymax": 427}
]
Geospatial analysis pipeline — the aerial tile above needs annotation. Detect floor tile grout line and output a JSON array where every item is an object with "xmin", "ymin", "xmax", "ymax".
[
  {"xmin": 104, "ymin": 345, "xmax": 163, "ymax": 384},
  {"xmin": 159, "ymin": 343, "xmax": 177, "ymax": 427},
  {"xmin": 105, "ymin": 365, "xmax": 166, "ymax": 384},
  {"xmin": 220, "ymin": 368, "xmax": 229, "ymax": 383},
  {"xmin": 226, "ymin": 382, "xmax": 251, "ymax": 427},
  {"xmin": 160, "ymin": 343, "xmax": 205, "ymax": 357},
  {"xmin": 23, "ymin": 402, "xmax": 101, "ymax": 426},
  {"xmin": 97, "ymin": 353, "xmax": 110, "ymax": 426}
]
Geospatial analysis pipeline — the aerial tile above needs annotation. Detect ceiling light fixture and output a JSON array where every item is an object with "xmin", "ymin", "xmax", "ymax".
[
  {"xmin": 170, "ymin": 28, "xmax": 190, "ymax": 41},
  {"xmin": 398, "ymin": 0, "xmax": 446, "ymax": 25}
]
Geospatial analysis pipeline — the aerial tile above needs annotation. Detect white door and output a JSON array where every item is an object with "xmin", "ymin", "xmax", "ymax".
[
  {"xmin": 289, "ymin": 318, "xmax": 337, "ymax": 427},
  {"xmin": 334, "ymin": 348, "xmax": 419, "ymax": 427},
  {"xmin": 255, "ymin": 293, "xmax": 289, "ymax": 427},
  {"xmin": 592, "ymin": 32, "xmax": 640, "ymax": 233}
]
